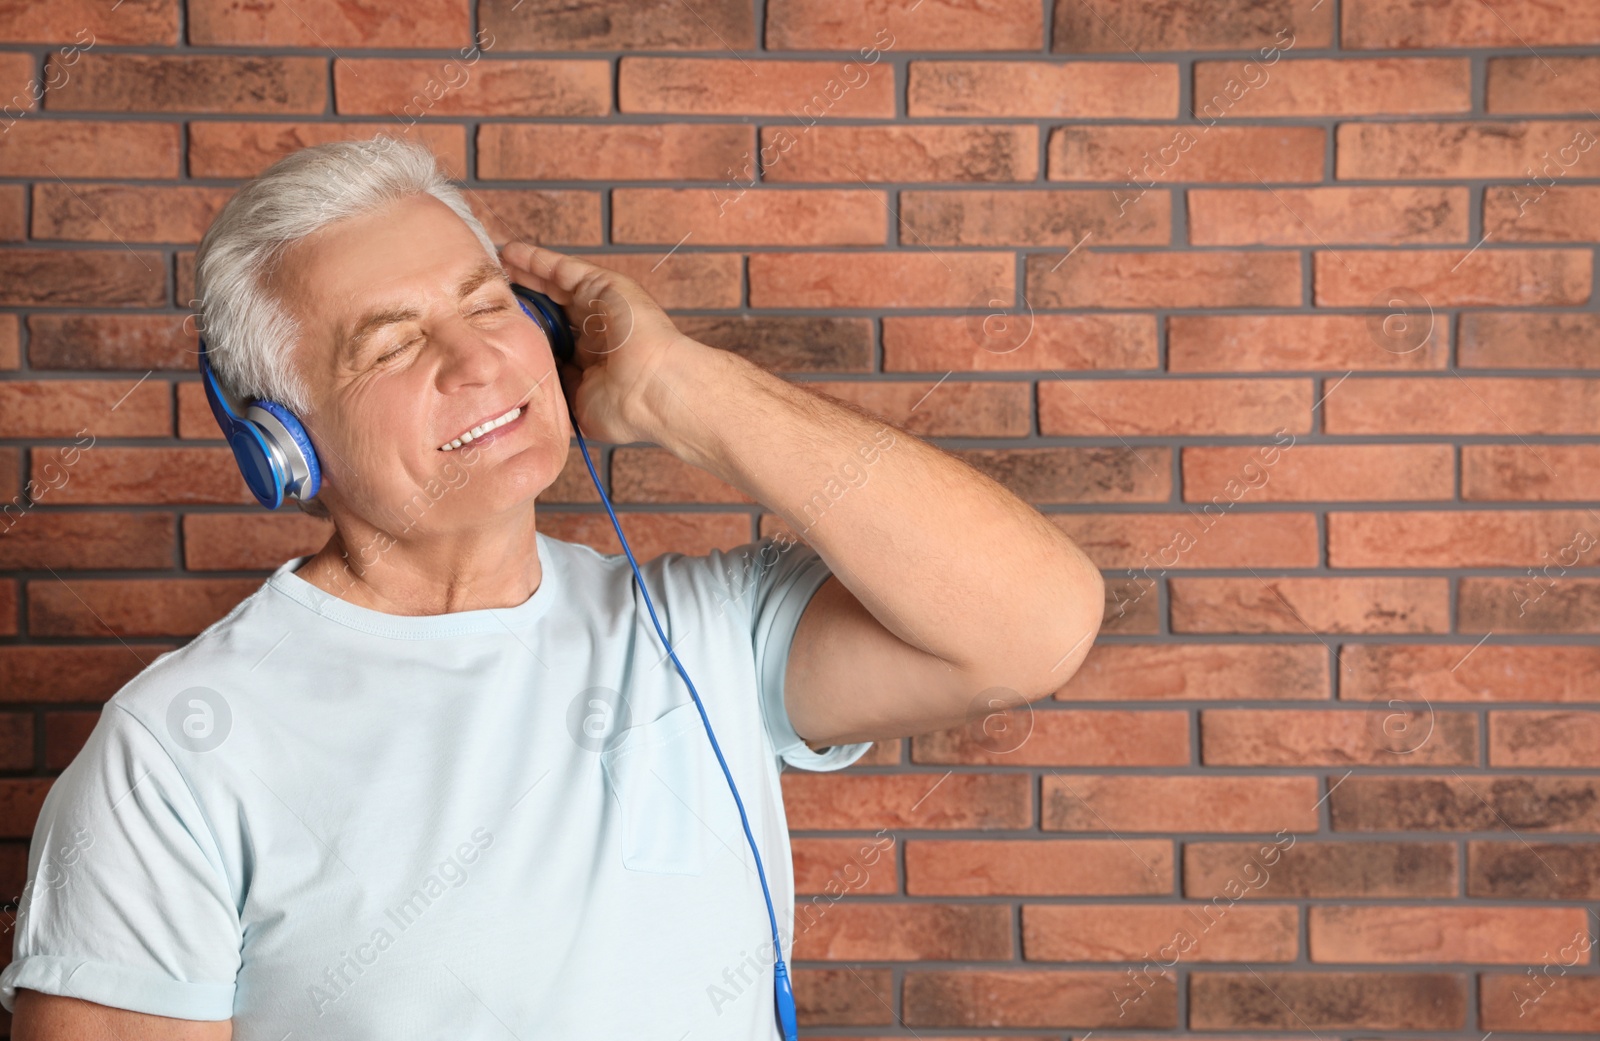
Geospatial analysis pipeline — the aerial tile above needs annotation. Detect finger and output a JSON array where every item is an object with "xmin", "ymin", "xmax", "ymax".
[{"xmin": 500, "ymin": 241, "xmax": 605, "ymax": 305}]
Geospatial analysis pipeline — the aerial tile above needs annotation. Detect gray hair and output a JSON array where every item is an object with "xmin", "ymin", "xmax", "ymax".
[{"xmin": 193, "ymin": 134, "xmax": 499, "ymax": 516}]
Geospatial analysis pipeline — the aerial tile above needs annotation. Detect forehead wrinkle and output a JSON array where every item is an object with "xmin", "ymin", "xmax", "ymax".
[{"xmin": 337, "ymin": 257, "xmax": 509, "ymax": 364}]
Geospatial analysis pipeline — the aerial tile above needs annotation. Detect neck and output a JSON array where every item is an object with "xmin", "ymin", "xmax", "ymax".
[{"xmin": 295, "ymin": 505, "xmax": 544, "ymax": 616}]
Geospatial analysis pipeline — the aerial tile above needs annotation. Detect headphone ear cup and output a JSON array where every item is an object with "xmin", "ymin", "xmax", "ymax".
[
  {"xmin": 252, "ymin": 399, "xmax": 322, "ymax": 502},
  {"xmin": 510, "ymin": 284, "xmax": 576, "ymax": 365}
]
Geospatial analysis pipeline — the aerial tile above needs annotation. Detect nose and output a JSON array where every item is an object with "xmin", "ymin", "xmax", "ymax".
[{"xmin": 432, "ymin": 312, "xmax": 507, "ymax": 393}]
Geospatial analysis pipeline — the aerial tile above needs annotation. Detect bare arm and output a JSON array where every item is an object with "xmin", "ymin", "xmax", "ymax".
[
  {"xmin": 639, "ymin": 345, "xmax": 1106, "ymax": 749},
  {"xmin": 11, "ymin": 990, "xmax": 230, "ymax": 1041}
]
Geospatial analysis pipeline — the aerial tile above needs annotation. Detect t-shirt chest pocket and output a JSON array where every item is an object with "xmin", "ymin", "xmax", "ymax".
[{"xmin": 600, "ymin": 700, "xmax": 719, "ymax": 875}]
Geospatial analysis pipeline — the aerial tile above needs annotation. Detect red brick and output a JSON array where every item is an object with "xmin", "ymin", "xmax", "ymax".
[
  {"xmin": 904, "ymin": 968, "xmax": 1175, "ymax": 1028},
  {"xmin": 573, "ymin": 252, "xmax": 741, "ymax": 309},
  {"xmin": 189, "ymin": 0, "xmax": 472, "ymax": 47},
  {"xmin": 1039, "ymin": 378, "xmax": 1310, "ymax": 436},
  {"xmin": 34, "ymin": 447, "xmax": 252, "ymax": 505},
  {"xmin": 792, "ymin": 904, "xmax": 1012, "ymax": 961},
  {"xmin": 908, "ymin": 62, "xmax": 1177, "ymax": 118},
  {"xmin": 1461, "ymin": 577, "xmax": 1600, "ymax": 635},
  {"xmin": 336, "ymin": 59, "xmax": 610, "ymax": 118},
  {"xmin": 1194, "ymin": 58, "xmax": 1469, "ymax": 117},
  {"xmin": 1460, "ymin": 312, "xmax": 1600, "ymax": 368},
  {"xmin": 1191, "ymin": 971, "xmax": 1466, "ymax": 1030},
  {"xmin": 1314, "ymin": 249, "xmax": 1590, "ymax": 307},
  {"xmin": 0, "ymin": 780, "xmax": 53, "ymax": 837},
  {"xmin": 1188, "ymin": 187, "xmax": 1468, "ymax": 245},
  {"xmin": 1463, "ymin": 444, "xmax": 1600, "ymax": 500},
  {"xmin": 0, "ymin": 315, "xmax": 18, "ymax": 369},
  {"xmin": 1481, "ymin": 974, "xmax": 1600, "ymax": 1033},
  {"xmin": 479, "ymin": 123, "xmax": 752, "ymax": 182},
  {"xmin": 1025, "ymin": 904, "xmax": 1297, "ymax": 961},
  {"xmin": 1063, "ymin": 643, "xmax": 1328, "ymax": 702},
  {"xmin": 1029, "ymin": 252, "xmax": 1302, "ymax": 308},
  {"xmin": 189, "ymin": 122, "xmax": 469, "ymax": 180},
  {"xmin": 619, "ymin": 58, "xmax": 893, "ymax": 117},
  {"xmin": 0, "ymin": 381, "xmax": 167, "ymax": 438},
  {"xmin": 1344, "ymin": 0, "xmax": 1600, "ymax": 48},
  {"xmin": 794, "ymin": 966, "xmax": 892, "ymax": 1026},
  {"xmin": 884, "ymin": 314, "xmax": 1157, "ymax": 372},
  {"xmin": 0, "ymin": 646, "xmax": 169, "ymax": 704},
  {"xmin": 1049, "ymin": 125, "xmax": 1324, "ymax": 183},
  {"xmin": 31, "ymin": 183, "xmax": 232, "ymax": 244},
  {"xmin": 1331, "ymin": 773, "xmax": 1600, "ymax": 831},
  {"xmin": 1043, "ymin": 774, "xmax": 1320, "ymax": 832},
  {"xmin": 1491, "ymin": 711, "xmax": 1600, "ymax": 767},
  {"xmin": 0, "ymin": 183, "xmax": 24, "ymax": 241},
  {"xmin": 769, "ymin": 0, "xmax": 1037, "ymax": 49},
  {"xmin": 1336, "ymin": 121, "xmax": 1599, "ymax": 179},
  {"xmin": 798, "ymin": 379, "xmax": 1029, "ymax": 438},
  {"xmin": 761, "ymin": 125, "xmax": 1037, "ymax": 182},
  {"xmin": 1184, "ymin": 840, "xmax": 1458, "ymax": 899},
  {"xmin": 1051, "ymin": 512, "xmax": 1319, "ymax": 569},
  {"xmin": 27, "ymin": 577, "xmax": 259, "ymax": 637},
  {"xmin": 45, "ymin": 711, "xmax": 98, "ymax": 768},
  {"xmin": 0, "ymin": 513, "xmax": 173, "ymax": 570},
  {"xmin": 957, "ymin": 447, "xmax": 1172, "ymax": 505},
  {"xmin": 1171, "ymin": 314, "xmax": 1448, "ymax": 371},
  {"xmin": 1055, "ymin": 0, "xmax": 1330, "ymax": 52},
  {"xmin": 1183, "ymin": 443, "xmax": 1454, "ymax": 501},
  {"xmin": 1487, "ymin": 56, "xmax": 1600, "ymax": 114},
  {"xmin": 673, "ymin": 315, "xmax": 873, "ymax": 372},
  {"xmin": 0, "ymin": 0, "xmax": 176, "ymax": 43},
  {"xmin": 0, "ymin": 121, "xmax": 179, "ymax": 178},
  {"xmin": 0, "ymin": 250, "xmax": 166, "ymax": 307},
  {"xmin": 1330, "ymin": 509, "xmax": 1599, "ymax": 567},
  {"xmin": 27, "ymin": 314, "xmax": 196, "ymax": 371},
  {"xmin": 781, "ymin": 773, "xmax": 1031, "ymax": 830},
  {"xmin": 182, "ymin": 513, "xmax": 332, "ymax": 571},
  {"xmin": 1313, "ymin": 905, "xmax": 1586, "ymax": 963},
  {"xmin": 906, "ymin": 839, "xmax": 1174, "ymax": 896},
  {"xmin": 1486, "ymin": 185, "xmax": 1600, "ymax": 242},
  {"xmin": 912, "ymin": 709, "xmax": 1190, "ymax": 767},
  {"xmin": 1325, "ymin": 377, "xmax": 1600, "ymax": 435},
  {"xmin": 461, "ymin": 189, "xmax": 603, "ymax": 247},
  {"xmin": 1171, "ymin": 577, "xmax": 1451, "ymax": 634},
  {"xmin": 1202, "ymin": 708, "xmax": 1477, "ymax": 766},
  {"xmin": 791, "ymin": 836, "xmax": 898, "ymax": 896},
  {"xmin": 1469, "ymin": 840, "xmax": 1600, "ymax": 900},
  {"xmin": 1341, "ymin": 643, "xmax": 1600, "ymax": 704},
  {"xmin": 0, "ymin": 714, "xmax": 33, "ymax": 770},
  {"xmin": 901, "ymin": 189, "xmax": 1169, "ymax": 246},
  {"xmin": 482, "ymin": 0, "xmax": 753, "ymax": 50},
  {"xmin": 46, "ymin": 54, "xmax": 325, "ymax": 113},
  {"xmin": 749, "ymin": 252, "xmax": 1011, "ymax": 309},
  {"xmin": 612, "ymin": 188, "xmax": 884, "ymax": 246},
  {"xmin": 0, "ymin": 582, "xmax": 14, "ymax": 635}
]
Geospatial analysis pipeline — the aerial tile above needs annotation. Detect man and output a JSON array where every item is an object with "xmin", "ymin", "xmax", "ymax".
[{"xmin": 2, "ymin": 136, "xmax": 1103, "ymax": 1040}]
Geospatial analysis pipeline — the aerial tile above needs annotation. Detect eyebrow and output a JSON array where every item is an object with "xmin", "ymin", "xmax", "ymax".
[{"xmin": 337, "ymin": 258, "xmax": 510, "ymax": 363}]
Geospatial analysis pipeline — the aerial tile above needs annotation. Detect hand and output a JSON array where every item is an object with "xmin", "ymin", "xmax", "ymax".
[{"xmin": 499, "ymin": 241, "xmax": 702, "ymax": 446}]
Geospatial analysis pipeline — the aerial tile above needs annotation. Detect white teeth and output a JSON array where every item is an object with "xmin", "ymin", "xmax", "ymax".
[{"xmin": 438, "ymin": 405, "xmax": 523, "ymax": 451}]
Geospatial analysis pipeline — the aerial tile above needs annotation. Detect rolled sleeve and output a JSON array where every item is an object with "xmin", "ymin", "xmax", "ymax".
[
  {"xmin": 0, "ymin": 704, "xmax": 241, "ymax": 1019},
  {"xmin": 750, "ymin": 537, "xmax": 873, "ymax": 773}
]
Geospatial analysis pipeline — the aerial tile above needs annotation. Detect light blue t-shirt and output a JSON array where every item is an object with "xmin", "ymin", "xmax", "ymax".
[{"xmin": 0, "ymin": 530, "xmax": 871, "ymax": 1039}]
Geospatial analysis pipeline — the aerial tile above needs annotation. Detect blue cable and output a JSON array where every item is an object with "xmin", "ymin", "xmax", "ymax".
[{"xmin": 568, "ymin": 416, "xmax": 801, "ymax": 1041}]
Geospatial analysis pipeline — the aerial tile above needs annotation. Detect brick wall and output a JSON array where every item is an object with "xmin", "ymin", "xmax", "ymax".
[{"xmin": 2, "ymin": 0, "xmax": 1599, "ymax": 1036}]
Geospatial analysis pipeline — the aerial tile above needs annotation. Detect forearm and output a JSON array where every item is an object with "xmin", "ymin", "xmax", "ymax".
[{"xmin": 636, "ymin": 340, "xmax": 1105, "ymax": 692}]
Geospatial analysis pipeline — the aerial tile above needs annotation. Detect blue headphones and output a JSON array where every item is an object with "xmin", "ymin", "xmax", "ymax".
[{"xmin": 199, "ymin": 280, "xmax": 801, "ymax": 1041}]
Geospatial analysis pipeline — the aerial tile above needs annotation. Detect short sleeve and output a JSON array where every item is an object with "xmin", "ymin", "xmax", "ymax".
[
  {"xmin": 745, "ymin": 537, "xmax": 874, "ymax": 773},
  {"xmin": 0, "ymin": 703, "xmax": 240, "ymax": 1019}
]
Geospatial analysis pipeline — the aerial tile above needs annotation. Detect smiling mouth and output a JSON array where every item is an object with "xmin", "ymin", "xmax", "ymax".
[{"xmin": 437, "ymin": 397, "xmax": 530, "ymax": 452}]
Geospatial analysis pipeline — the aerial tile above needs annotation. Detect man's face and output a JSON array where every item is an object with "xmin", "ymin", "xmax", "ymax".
[{"xmin": 273, "ymin": 192, "xmax": 571, "ymax": 534}]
